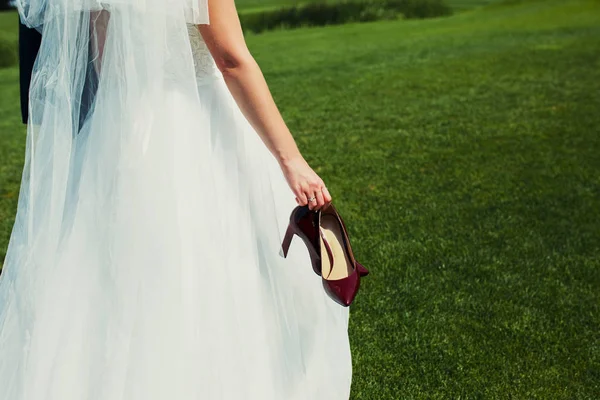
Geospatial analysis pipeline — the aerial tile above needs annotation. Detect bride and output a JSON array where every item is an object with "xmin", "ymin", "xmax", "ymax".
[{"xmin": 0, "ymin": 0, "xmax": 355, "ymax": 398}]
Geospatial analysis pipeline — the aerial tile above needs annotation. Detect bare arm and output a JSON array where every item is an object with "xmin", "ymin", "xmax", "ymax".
[{"xmin": 197, "ymin": 0, "xmax": 331, "ymax": 210}]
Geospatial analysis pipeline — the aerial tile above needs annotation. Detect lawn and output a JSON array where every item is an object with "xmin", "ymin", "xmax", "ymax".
[
  {"xmin": 234, "ymin": 0, "xmax": 502, "ymax": 13},
  {"xmin": 1, "ymin": 0, "xmax": 600, "ymax": 398},
  {"xmin": 0, "ymin": 10, "xmax": 17, "ymax": 41}
]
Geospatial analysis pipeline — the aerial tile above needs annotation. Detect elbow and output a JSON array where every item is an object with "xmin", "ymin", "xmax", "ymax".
[{"xmin": 214, "ymin": 49, "xmax": 255, "ymax": 79}]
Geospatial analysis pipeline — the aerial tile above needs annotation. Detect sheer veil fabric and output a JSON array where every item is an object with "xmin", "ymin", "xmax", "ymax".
[{"xmin": 0, "ymin": 0, "xmax": 352, "ymax": 398}]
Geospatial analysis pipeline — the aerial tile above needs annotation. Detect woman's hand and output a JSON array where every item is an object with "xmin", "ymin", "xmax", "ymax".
[{"xmin": 280, "ymin": 155, "xmax": 332, "ymax": 211}]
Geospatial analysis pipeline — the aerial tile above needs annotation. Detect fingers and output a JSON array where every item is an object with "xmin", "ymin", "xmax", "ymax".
[
  {"xmin": 312, "ymin": 189, "xmax": 325, "ymax": 211},
  {"xmin": 306, "ymin": 191, "xmax": 318, "ymax": 211},
  {"xmin": 291, "ymin": 173, "xmax": 333, "ymax": 211},
  {"xmin": 295, "ymin": 188, "xmax": 308, "ymax": 206},
  {"xmin": 307, "ymin": 183, "xmax": 332, "ymax": 211},
  {"xmin": 322, "ymin": 186, "xmax": 332, "ymax": 206}
]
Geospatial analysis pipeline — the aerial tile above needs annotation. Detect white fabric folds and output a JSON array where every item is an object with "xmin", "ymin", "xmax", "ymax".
[{"xmin": 0, "ymin": 0, "xmax": 352, "ymax": 399}]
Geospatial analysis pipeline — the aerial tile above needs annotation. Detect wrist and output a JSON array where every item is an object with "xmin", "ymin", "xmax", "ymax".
[{"xmin": 276, "ymin": 148, "xmax": 303, "ymax": 168}]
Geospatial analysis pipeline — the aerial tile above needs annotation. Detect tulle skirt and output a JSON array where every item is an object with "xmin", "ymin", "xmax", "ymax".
[{"xmin": 0, "ymin": 73, "xmax": 352, "ymax": 399}]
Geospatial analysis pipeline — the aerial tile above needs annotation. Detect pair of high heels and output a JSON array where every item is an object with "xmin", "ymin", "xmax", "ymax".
[{"xmin": 280, "ymin": 203, "xmax": 368, "ymax": 307}]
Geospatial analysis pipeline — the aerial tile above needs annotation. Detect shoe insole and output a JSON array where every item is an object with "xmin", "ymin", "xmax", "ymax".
[{"xmin": 320, "ymin": 214, "xmax": 353, "ymax": 280}]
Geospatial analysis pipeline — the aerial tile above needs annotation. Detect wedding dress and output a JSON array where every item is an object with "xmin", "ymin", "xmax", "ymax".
[{"xmin": 0, "ymin": 1, "xmax": 352, "ymax": 398}]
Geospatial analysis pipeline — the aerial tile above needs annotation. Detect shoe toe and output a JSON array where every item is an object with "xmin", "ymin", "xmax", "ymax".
[{"xmin": 324, "ymin": 271, "xmax": 360, "ymax": 307}]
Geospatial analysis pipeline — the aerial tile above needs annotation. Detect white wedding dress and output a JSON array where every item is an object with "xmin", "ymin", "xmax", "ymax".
[{"xmin": 0, "ymin": 3, "xmax": 352, "ymax": 398}]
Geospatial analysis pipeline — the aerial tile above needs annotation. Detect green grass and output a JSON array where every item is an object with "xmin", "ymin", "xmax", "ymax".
[
  {"xmin": 0, "ymin": 10, "xmax": 16, "ymax": 39},
  {"xmin": 234, "ymin": 0, "xmax": 502, "ymax": 13},
  {"xmin": 2, "ymin": 0, "xmax": 600, "ymax": 398},
  {"xmin": 446, "ymin": 0, "xmax": 500, "ymax": 10}
]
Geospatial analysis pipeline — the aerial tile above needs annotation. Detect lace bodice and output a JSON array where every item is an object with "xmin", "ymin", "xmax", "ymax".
[{"xmin": 187, "ymin": 24, "xmax": 220, "ymax": 83}]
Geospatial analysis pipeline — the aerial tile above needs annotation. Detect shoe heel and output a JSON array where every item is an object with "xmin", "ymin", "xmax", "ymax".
[{"xmin": 280, "ymin": 224, "xmax": 295, "ymax": 258}]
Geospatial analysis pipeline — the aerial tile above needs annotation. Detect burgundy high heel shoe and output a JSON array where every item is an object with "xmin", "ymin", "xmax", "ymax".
[
  {"xmin": 281, "ymin": 204, "xmax": 366, "ymax": 306},
  {"xmin": 280, "ymin": 205, "xmax": 322, "ymax": 275},
  {"xmin": 280, "ymin": 205, "xmax": 369, "ymax": 277}
]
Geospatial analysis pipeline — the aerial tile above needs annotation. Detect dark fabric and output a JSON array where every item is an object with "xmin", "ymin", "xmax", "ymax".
[
  {"xmin": 18, "ymin": 17, "xmax": 99, "ymax": 130},
  {"xmin": 78, "ymin": 43, "xmax": 100, "ymax": 132},
  {"xmin": 18, "ymin": 19, "xmax": 42, "ymax": 125}
]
